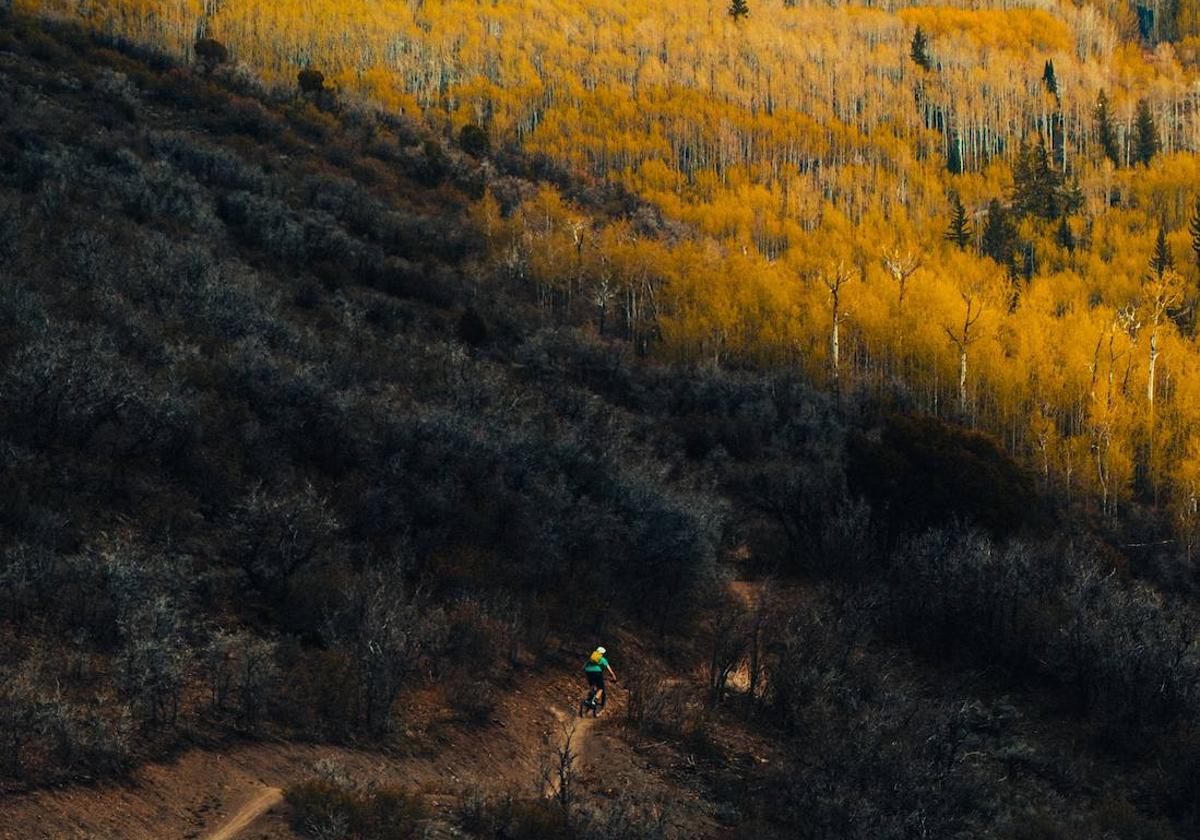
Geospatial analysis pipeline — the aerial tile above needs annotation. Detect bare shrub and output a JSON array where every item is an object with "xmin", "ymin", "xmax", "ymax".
[
  {"xmin": 286, "ymin": 772, "xmax": 429, "ymax": 840},
  {"xmin": 229, "ymin": 483, "xmax": 338, "ymax": 594},
  {"xmin": 115, "ymin": 594, "xmax": 189, "ymax": 728},
  {"xmin": 320, "ymin": 570, "xmax": 447, "ymax": 735}
]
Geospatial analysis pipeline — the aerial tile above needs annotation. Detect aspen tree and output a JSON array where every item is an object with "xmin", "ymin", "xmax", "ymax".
[
  {"xmin": 820, "ymin": 261, "xmax": 855, "ymax": 392},
  {"xmin": 1143, "ymin": 268, "xmax": 1184, "ymax": 409},
  {"xmin": 944, "ymin": 293, "xmax": 984, "ymax": 417}
]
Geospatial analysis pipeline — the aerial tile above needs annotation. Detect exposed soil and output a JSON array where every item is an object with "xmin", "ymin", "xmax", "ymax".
[
  {"xmin": 203, "ymin": 786, "xmax": 282, "ymax": 840},
  {"xmin": 0, "ymin": 651, "xmax": 722, "ymax": 839}
]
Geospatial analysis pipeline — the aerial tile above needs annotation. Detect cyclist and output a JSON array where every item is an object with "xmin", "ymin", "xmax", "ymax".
[{"xmin": 581, "ymin": 645, "xmax": 617, "ymax": 717}]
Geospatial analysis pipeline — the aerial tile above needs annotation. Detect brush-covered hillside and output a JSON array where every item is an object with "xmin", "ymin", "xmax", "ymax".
[{"xmin": 1, "ymin": 8, "xmax": 1200, "ymax": 840}]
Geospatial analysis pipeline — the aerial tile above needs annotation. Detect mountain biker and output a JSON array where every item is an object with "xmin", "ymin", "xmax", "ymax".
[{"xmin": 582, "ymin": 645, "xmax": 617, "ymax": 716}]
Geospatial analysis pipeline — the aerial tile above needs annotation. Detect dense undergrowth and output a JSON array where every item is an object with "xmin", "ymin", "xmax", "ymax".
[{"xmin": 0, "ymin": 12, "xmax": 1199, "ymax": 839}]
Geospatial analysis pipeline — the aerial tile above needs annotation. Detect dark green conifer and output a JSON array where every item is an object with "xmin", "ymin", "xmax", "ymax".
[
  {"xmin": 910, "ymin": 26, "xmax": 932, "ymax": 71},
  {"xmin": 945, "ymin": 193, "xmax": 972, "ymax": 249},
  {"xmin": 1042, "ymin": 60, "xmax": 1058, "ymax": 96},
  {"xmin": 1011, "ymin": 140, "xmax": 1064, "ymax": 220},
  {"xmin": 1135, "ymin": 99, "xmax": 1159, "ymax": 166},
  {"xmin": 947, "ymin": 134, "xmax": 963, "ymax": 174},
  {"xmin": 982, "ymin": 199, "xmax": 1017, "ymax": 271},
  {"xmin": 1056, "ymin": 217, "xmax": 1075, "ymax": 252},
  {"xmin": 1150, "ymin": 224, "xmax": 1174, "ymax": 278},
  {"xmin": 1096, "ymin": 90, "xmax": 1120, "ymax": 166}
]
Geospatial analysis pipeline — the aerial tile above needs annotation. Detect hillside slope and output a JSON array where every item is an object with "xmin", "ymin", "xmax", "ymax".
[
  {"xmin": 2, "ymin": 12, "xmax": 1200, "ymax": 840},
  {"xmin": 27, "ymin": 0, "xmax": 1200, "ymax": 535}
]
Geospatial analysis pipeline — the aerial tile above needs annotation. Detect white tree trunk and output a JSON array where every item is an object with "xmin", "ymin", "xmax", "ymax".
[
  {"xmin": 958, "ymin": 347, "xmax": 968, "ymax": 414},
  {"xmin": 831, "ymin": 318, "xmax": 840, "ymax": 381},
  {"xmin": 1147, "ymin": 331, "xmax": 1159, "ymax": 407}
]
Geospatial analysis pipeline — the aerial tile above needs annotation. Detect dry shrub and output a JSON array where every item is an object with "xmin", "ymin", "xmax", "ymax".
[{"xmin": 286, "ymin": 776, "xmax": 429, "ymax": 840}]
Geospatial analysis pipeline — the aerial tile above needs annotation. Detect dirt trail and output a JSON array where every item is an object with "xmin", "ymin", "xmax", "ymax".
[
  {"xmin": 0, "ymin": 654, "xmax": 720, "ymax": 838},
  {"xmin": 202, "ymin": 785, "xmax": 283, "ymax": 840},
  {"xmin": 549, "ymin": 703, "xmax": 598, "ymax": 769},
  {"xmin": 0, "ymin": 669, "xmax": 615, "ymax": 840}
]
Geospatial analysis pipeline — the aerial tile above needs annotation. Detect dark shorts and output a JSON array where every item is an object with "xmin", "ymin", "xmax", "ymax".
[{"xmin": 586, "ymin": 670, "xmax": 605, "ymax": 689}]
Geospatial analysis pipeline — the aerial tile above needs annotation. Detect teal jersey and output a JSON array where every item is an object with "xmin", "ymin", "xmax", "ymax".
[{"xmin": 584, "ymin": 656, "xmax": 609, "ymax": 673}]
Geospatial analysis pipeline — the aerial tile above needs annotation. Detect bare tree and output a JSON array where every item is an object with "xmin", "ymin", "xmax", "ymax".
[
  {"xmin": 1142, "ymin": 268, "xmax": 1185, "ymax": 412},
  {"xmin": 539, "ymin": 720, "xmax": 579, "ymax": 815},
  {"xmin": 943, "ymin": 292, "xmax": 984, "ymax": 417},
  {"xmin": 883, "ymin": 247, "xmax": 922, "ymax": 362},
  {"xmin": 335, "ymin": 571, "xmax": 446, "ymax": 735},
  {"xmin": 820, "ymin": 261, "xmax": 855, "ymax": 392}
]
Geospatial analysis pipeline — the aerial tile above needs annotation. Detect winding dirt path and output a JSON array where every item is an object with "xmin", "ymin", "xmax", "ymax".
[
  {"xmin": 201, "ymin": 786, "xmax": 283, "ymax": 840},
  {"xmin": 0, "ymin": 657, "xmax": 726, "ymax": 838}
]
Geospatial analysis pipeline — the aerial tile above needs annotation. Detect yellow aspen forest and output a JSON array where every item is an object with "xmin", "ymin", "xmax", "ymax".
[{"xmin": 28, "ymin": 0, "xmax": 1200, "ymax": 544}]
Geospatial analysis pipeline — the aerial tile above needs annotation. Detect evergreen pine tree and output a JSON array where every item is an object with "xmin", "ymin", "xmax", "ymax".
[
  {"xmin": 1011, "ymin": 140, "xmax": 1064, "ymax": 220},
  {"xmin": 982, "ymin": 199, "xmax": 1017, "ymax": 271},
  {"xmin": 910, "ymin": 26, "xmax": 932, "ymax": 71},
  {"xmin": 1062, "ymin": 179, "xmax": 1085, "ymax": 215},
  {"xmin": 1050, "ymin": 110, "xmax": 1066, "ymax": 169},
  {"xmin": 1056, "ymin": 217, "xmax": 1075, "ymax": 252},
  {"xmin": 1095, "ymin": 90, "xmax": 1120, "ymax": 166},
  {"xmin": 1042, "ymin": 60, "xmax": 1058, "ymax": 96},
  {"xmin": 947, "ymin": 134, "xmax": 963, "ymax": 174},
  {"xmin": 1189, "ymin": 196, "xmax": 1200, "ymax": 271},
  {"xmin": 1151, "ymin": 224, "xmax": 1174, "ymax": 278},
  {"xmin": 1135, "ymin": 99, "xmax": 1159, "ymax": 166},
  {"xmin": 728, "ymin": 0, "xmax": 749, "ymax": 21},
  {"xmin": 945, "ymin": 193, "xmax": 972, "ymax": 249},
  {"xmin": 1010, "ymin": 140, "xmax": 1033, "ymax": 210}
]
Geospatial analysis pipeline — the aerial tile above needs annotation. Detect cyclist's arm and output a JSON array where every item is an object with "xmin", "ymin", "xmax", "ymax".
[{"xmin": 606, "ymin": 664, "xmax": 617, "ymax": 681}]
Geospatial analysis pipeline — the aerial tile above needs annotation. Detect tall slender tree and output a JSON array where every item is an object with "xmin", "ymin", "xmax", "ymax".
[
  {"xmin": 1144, "ymin": 267, "xmax": 1185, "ymax": 412},
  {"xmin": 1095, "ymin": 90, "xmax": 1120, "ymax": 166},
  {"xmin": 945, "ymin": 193, "xmax": 972, "ymax": 249},
  {"xmin": 883, "ymin": 247, "xmax": 922, "ymax": 360},
  {"xmin": 944, "ymin": 293, "xmax": 984, "ymax": 416},
  {"xmin": 1135, "ymin": 99, "xmax": 1160, "ymax": 165},
  {"xmin": 1150, "ymin": 224, "xmax": 1174, "ymax": 278},
  {"xmin": 821, "ymin": 262, "xmax": 854, "ymax": 391}
]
